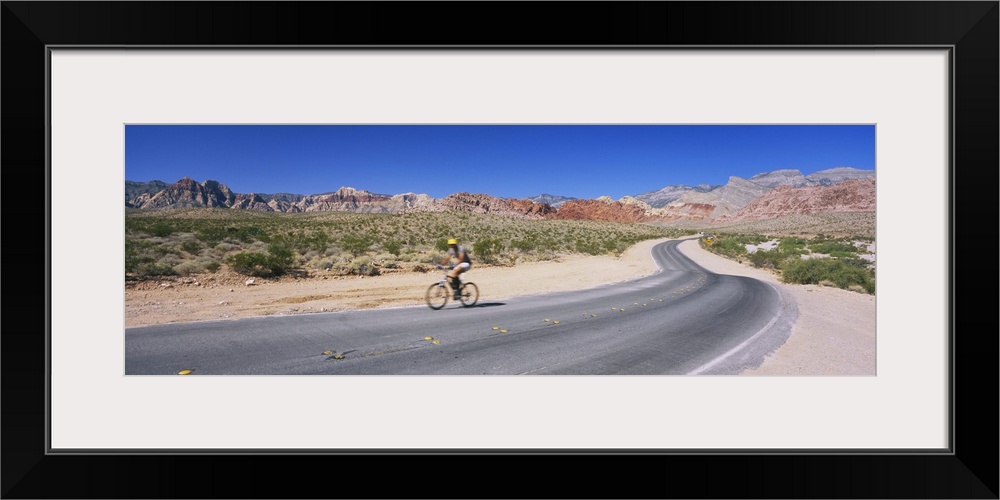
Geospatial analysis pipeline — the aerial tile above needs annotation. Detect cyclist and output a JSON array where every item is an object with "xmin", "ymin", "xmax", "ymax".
[{"xmin": 438, "ymin": 238, "xmax": 472, "ymax": 299}]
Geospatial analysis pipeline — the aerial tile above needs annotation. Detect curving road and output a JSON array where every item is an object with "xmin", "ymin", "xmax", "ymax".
[{"xmin": 125, "ymin": 238, "xmax": 797, "ymax": 375}]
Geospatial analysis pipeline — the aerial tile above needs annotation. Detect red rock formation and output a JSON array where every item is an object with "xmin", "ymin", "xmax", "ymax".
[
  {"xmin": 295, "ymin": 187, "xmax": 397, "ymax": 212},
  {"xmin": 506, "ymin": 198, "xmax": 558, "ymax": 218},
  {"xmin": 656, "ymin": 202, "xmax": 715, "ymax": 221},
  {"xmin": 438, "ymin": 193, "xmax": 554, "ymax": 219},
  {"xmin": 553, "ymin": 199, "xmax": 650, "ymax": 223}
]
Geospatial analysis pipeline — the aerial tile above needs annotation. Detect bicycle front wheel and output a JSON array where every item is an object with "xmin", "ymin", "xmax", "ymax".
[
  {"xmin": 425, "ymin": 283, "xmax": 449, "ymax": 310},
  {"xmin": 459, "ymin": 282, "xmax": 479, "ymax": 307}
]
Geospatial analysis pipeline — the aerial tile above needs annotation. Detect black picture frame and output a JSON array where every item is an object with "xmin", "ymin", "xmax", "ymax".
[{"xmin": 3, "ymin": 2, "xmax": 997, "ymax": 498}]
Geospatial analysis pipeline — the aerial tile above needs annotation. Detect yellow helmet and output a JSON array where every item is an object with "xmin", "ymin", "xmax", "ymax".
[{"xmin": 447, "ymin": 238, "xmax": 458, "ymax": 245}]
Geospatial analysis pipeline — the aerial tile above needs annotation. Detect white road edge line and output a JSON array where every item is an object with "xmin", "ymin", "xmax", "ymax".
[{"xmin": 685, "ymin": 281, "xmax": 784, "ymax": 375}]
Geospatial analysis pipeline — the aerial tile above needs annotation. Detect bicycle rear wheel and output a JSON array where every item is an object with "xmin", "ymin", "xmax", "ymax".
[
  {"xmin": 425, "ymin": 283, "xmax": 449, "ymax": 310},
  {"xmin": 459, "ymin": 282, "xmax": 479, "ymax": 307}
]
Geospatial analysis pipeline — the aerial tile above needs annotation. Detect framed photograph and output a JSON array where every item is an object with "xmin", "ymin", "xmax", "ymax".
[{"xmin": 5, "ymin": 2, "xmax": 996, "ymax": 498}]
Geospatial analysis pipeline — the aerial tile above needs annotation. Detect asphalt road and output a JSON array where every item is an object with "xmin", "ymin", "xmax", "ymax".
[{"xmin": 125, "ymin": 238, "xmax": 797, "ymax": 375}]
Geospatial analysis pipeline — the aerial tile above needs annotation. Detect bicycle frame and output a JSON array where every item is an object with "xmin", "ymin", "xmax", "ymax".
[
  {"xmin": 426, "ymin": 271, "xmax": 478, "ymax": 310},
  {"xmin": 437, "ymin": 273, "xmax": 462, "ymax": 287}
]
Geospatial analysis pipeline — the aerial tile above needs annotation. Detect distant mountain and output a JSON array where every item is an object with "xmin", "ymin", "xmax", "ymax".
[
  {"xmin": 652, "ymin": 176, "xmax": 769, "ymax": 220},
  {"xmin": 125, "ymin": 180, "xmax": 170, "ymax": 207},
  {"xmin": 747, "ymin": 169, "xmax": 810, "ymax": 189},
  {"xmin": 633, "ymin": 168, "xmax": 875, "ymax": 220},
  {"xmin": 125, "ymin": 166, "xmax": 875, "ymax": 223},
  {"xmin": 805, "ymin": 167, "xmax": 875, "ymax": 186},
  {"xmin": 633, "ymin": 184, "xmax": 717, "ymax": 208},
  {"xmin": 714, "ymin": 178, "xmax": 875, "ymax": 222},
  {"xmin": 749, "ymin": 167, "xmax": 875, "ymax": 188},
  {"xmin": 125, "ymin": 178, "xmax": 553, "ymax": 218},
  {"xmin": 128, "ymin": 177, "xmax": 236, "ymax": 209},
  {"xmin": 527, "ymin": 194, "xmax": 576, "ymax": 208}
]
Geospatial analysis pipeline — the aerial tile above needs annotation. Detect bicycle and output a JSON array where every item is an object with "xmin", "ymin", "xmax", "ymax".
[{"xmin": 425, "ymin": 266, "xmax": 479, "ymax": 310}]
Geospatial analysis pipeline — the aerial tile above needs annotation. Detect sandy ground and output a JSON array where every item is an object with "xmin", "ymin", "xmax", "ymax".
[{"xmin": 124, "ymin": 238, "xmax": 876, "ymax": 375}]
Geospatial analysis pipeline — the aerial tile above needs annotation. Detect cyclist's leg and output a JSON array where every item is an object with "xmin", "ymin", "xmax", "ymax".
[
  {"xmin": 452, "ymin": 263, "xmax": 470, "ymax": 297},
  {"xmin": 449, "ymin": 263, "xmax": 470, "ymax": 275}
]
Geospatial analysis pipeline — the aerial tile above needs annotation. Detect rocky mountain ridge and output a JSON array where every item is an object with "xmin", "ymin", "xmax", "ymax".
[
  {"xmin": 713, "ymin": 178, "xmax": 876, "ymax": 222},
  {"xmin": 526, "ymin": 194, "xmax": 576, "ymax": 208},
  {"xmin": 634, "ymin": 167, "xmax": 874, "ymax": 207},
  {"xmin": 126, "ymin": 167, "xmax": 875, "ymax": 224}
]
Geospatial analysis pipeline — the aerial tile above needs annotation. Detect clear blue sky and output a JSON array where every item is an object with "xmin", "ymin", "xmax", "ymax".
[{"xmin": 125, "ymin": 125, "xmax": 875, "ymax": 200}]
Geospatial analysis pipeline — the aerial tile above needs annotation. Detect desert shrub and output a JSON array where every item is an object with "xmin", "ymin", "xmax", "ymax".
[
  {"xmin": 510, "ymin": 238, "xmax": 537, "ymax": 252},
  {"xmin": 266, "ymin": 243, "xmax": 294, "ymax": 269},
  {"xmin": 148, "ymin": 222, "xmax": 174, "ymax": 237},
  {"xmin": 781, "ymin": 258, "xmax": 829, "ymax": 285},
  {"xmin": 537, "ymin": 237, "xmax": 560, "ymax": 253},
  {"xmin": 383, "ymin": 239, "xmax": 402, "ymax": 256},
  {"xmin": 213, "ymin": 242, "xmax": 238, "ymax": 254},
  {"xmin": 809, "ymin": 240, "xmax": 858, "ymax": 255},
  {"xmin": 372, "ymin": 252, "xmax": 396, "ymax": 262},
  {"xmin": 140, "ymin": 262, "xmax": 178, "ymax": 277},
  {"xmin": 705, "ymin": 237, "xmax": 747, "ymax": 258},
  {"xmin": 778, "ymin": 237, "xmax": 807, "ymax": 254},
  {"xmin": 153, "ymin": 245, "xmax": 181, "ymax": 256},
  {"xmin": 836, "ymin": 256, "xmax": 872, "ymax": 270},
  {"xmin": 781, "ymin": 258, "xmax": 874, "ymax": 294},
  {"xmin": 747, "ymin": 249, "xmax": 794, "ymax": 269},
  {"xmin": 196, "ymin": 226, "xmax": 227, "ymax": 245},
  {"xmin": 473, "ymin": 238, "xmax": 504, "ymax": 262},
  {"xmin": 242, "ymin": 240, "xmax": 270, "ymax": 253},
  {"xmin": 225, "ymin": 243, "xmax": 294, "ymax": 277},
  {"xmin": 124, "ymin": 252, "xmax": 182, "ymax": 277},
  {"xmin": 125, "ymin": 240, "xmax": 153, "ymax": 275},
  {"xmin": 574, "ymin": 239, "xmax": 604, "ymax": 256},
  {"xmin": 602, "ymin": 239, "xmax": 617, "ymax": 253},
  {"xmin": 305, "ymin": 255, "xmax": 336, "ymax": 270},
  {"xmin": 173, "ymin": 260, "xmax": 205, "ymax": 276},
  {"xmin": 299, "ymin": 249, "xmax": 320, "ymax": 262},
  {"xmin": 711, "ymin": 232, "xmax": 770, "ymax": 245},
  {"xmin": 337, "ymin": 258, "xmax": 380, "ymax": 276},
  {"xmin": 225, "ymin": 252, "xmax": 272, "ymax": 276},
  {"xmin": 156, "ymin": 254, "xmax": 182, "ymax": 267},
  {"xmin": 434, "ymin": 238, "xmax": 451, "ymax": 252},
  {"xmin": 181, "ymin": 241, "xmax": 202, "ymax": 254},
  {"xmin": 226, "ymin": 225, "xmax": 269, "ymax": 243},
  {"xmin": 828, "ymin": 250, "xmax": 856, "ymax": 259},
  {"xmin": 274, "ymin": 230, "xmax": 329, "ymax": 253},
  {"xmin": 341, "ymin": 234, "xmax": 375, "ymax": 257}
]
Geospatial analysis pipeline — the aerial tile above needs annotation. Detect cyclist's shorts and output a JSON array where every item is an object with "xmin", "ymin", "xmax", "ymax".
[{"xmin": 454, "ymin": 262, "xmax": 471, "ymax": 272}]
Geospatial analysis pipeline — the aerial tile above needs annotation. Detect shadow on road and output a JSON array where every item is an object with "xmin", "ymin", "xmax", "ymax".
[{"xmin": 436, "ymin": 302, "xmax": 506, "ymax": 310}]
